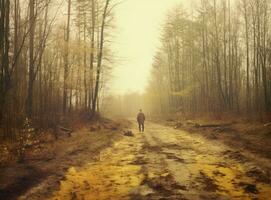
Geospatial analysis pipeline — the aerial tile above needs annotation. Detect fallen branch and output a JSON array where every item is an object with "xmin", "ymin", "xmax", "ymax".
[
  {"xmin": 196, "ymin": 123, "xmax": 233, "ymax": 128},
  {"xmin": 264, "ymin": 122, "xmax": 271, "ymax": 127},
  {"xmin": 55, "ymin": 126, "xmax": 72, "ymax": 139},
  {"xmin": 57, "ymin": 126, "xmax": 72, "ymax": 132}
]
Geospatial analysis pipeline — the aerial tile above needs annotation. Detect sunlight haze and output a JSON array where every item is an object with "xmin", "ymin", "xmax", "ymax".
[{"xmin": 111, "ymin": 0, "xmax": 187, "ymax": 94}]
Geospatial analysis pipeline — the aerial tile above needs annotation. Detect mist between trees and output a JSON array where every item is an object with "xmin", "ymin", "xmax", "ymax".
[
  {"xmin": 104, "ymin": 0, "xmax": 271, "ymax": 121},
  {"xmin": 0, "ymin": 0, "xmax": 116, "ymax": 140},
  {"xmin": 146, "ymin": 0, "xmax": 271, "ymax": 119}
]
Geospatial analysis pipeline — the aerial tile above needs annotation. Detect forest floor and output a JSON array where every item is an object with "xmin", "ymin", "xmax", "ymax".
[
  {"xmin": 1, "ymin": 119, "xmax": 271, "ymax": 200},
  {"xmin": 0, "ymin": 118, "xmax": 130, "ymax": 200},
  {"xmin": 162, "ymin": 117, "xmax": 271, "ymax": 160}
]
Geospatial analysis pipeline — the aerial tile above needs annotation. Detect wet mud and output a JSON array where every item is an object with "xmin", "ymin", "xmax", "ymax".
[{"xmin": 30, "ymin": 122, "xmax": 271, "ymax": 199}]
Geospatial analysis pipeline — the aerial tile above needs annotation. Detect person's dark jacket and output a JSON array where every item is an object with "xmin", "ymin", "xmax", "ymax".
[{"xmin": 137, "ymin": 112, "xmax": 145, "ymax": 124}]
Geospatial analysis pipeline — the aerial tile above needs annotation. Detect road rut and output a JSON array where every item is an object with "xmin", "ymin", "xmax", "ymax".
[{"xmin": 27, "ymin": 121, "xmax": 271, "ymax": 200}]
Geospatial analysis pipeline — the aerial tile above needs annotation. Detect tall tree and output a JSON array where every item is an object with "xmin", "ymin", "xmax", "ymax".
[
  {"xmin": 92, "ymin": 0, "xmax": 110, "ymax": 113},
  {"xmin": 63, "ymin": 0, "xmax": 72, "ymax": 114}
]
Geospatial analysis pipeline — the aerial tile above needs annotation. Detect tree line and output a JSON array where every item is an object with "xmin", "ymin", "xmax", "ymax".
[
  {"xmin": 0, "ymin": 0, "xmax": 115, "ymax": 140},
  {"xmin": 146, "ymin": 0, "xmax": 271, "ymax": 120}
]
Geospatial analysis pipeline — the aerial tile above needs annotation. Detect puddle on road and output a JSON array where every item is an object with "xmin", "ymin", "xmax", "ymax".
[{"xmin": 50, "ymin": 138, "xmax": 144, "ymax": 200}]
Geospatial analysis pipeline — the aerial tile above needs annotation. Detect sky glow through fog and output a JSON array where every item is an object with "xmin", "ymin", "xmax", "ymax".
[{"xmin": 111, "ymin": 0, "xmax": 189, "ymax": 94}]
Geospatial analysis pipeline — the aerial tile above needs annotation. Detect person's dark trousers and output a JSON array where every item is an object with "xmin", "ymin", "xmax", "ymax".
[{"xmin": 138, "ymin": 123, "xmax": 144, "ymax": 132}]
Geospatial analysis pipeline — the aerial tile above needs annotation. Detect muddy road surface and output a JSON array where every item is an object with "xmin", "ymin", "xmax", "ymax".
[{"xmin": 20, "ymin": 121, "xmax": 271, "ymax": 200}]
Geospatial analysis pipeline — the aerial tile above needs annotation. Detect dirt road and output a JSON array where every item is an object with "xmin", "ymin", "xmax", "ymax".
[{"xmin": 20, "ymin": 121, "xmax": 271, "ymax": 200}]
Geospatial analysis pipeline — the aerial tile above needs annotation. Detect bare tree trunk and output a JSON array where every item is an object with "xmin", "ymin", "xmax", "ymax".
[
  {"xmin": 228, "ymin": 0, "xmax": 233, "ymax": 109},
  {"xmin": 261, "ymin": 0, "xmax": 268, "ymax": 111},
  {"xmin": 89, "ymin": 0, "xmax": 95, "ymax": 111},
  {"xmin": 92, "ymin": 0, "xmax": 110, "ymax": 113},
  {"xmin": 26, "ymin": 0, "xmax": 35, "ymax": 118},
  {"xmin": 214, "ymin": 0, "xmax": 227, "ymax": 109},
  {"xmin": 0, "ymin": 0, "xmax": 10, "ymax": 123},
  {"xmin": 63, "ymin": 0, "xmax": 71, "ymax": 114},
  {"xmin": 223, "ymin": 1, "xmax": 228, "ymax": 109},
  {"xmin": 83, "ymin": 12, "xmax": 88, "ymax": 110},
  {"xmin": 243, "ymin": 0, "xmax": 250, "ymax": 113}
]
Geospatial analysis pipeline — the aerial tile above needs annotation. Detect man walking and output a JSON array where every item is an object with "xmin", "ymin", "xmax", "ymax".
[{"xmin": 137, "ymin": 109, "xmax": 145, "ymax": 132}]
